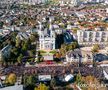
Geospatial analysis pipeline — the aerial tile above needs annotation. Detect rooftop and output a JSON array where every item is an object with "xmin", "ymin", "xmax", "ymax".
[{"xmin": 0, "ymin": 85, "xmax": 23, "ymax": 90}]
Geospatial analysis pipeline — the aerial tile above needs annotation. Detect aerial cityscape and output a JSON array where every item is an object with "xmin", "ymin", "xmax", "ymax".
[{"xmin": 0, "ymin": 0, "xmax": 108, "ymax": 90}]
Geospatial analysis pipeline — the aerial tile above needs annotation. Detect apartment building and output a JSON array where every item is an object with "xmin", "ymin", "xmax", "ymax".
[{"xmin": 77, "ymin": 29, "xmax": 108, "ymax": 45}]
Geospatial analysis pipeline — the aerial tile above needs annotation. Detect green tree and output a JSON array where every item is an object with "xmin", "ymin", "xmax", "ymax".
[
  {"xmin": 0, "ymin": 51, "xmax": 4, "ymax": 66},
  {"xmin": 50, "ymin": 78, "xmax": 56, "ymax": 88},
  {"xmin": 72, "ymin": 28, "xmax": 78, "ymax": 33},
  {"xmin": 24, "ymin": 75, "xmax": 36, "ymax": 86},
  {"xmin": 35, "ymin": 83, "xmax": 49, "ymax": 90},
  {"xmin": 71, "ymin": 41, "xmax": 78, "ymax": 49},
  {"xmin": 92, "ymin": 44, "xmax": 99, "ymax": 53},
  {"xmin": 11, "ymin": 47, "xmax": 18, "ymax": 56},
  {"xmin": 60, "ymin": 44, "xmax": 67, "ymax": 56},
  {"xmin": 6, "ymin": 73, "xmax": 17, "ymax": 85},
  {"xmin": 65, "ymin": 41, "xmax": 78, "ymax": 52},
  {"xmin": 16, "ymin": 37, "xmax": 21, "ymax": 47},
  {"xmin": 92, "ymin": 44, "xmax": 99, "ymax": 67},
  {"xmin": 17, "ymin": 54, "xmax": 23, "ymax": 63},
  {"xmin": 22, "ymin": 40, "xmax": 28, "ymax": 51},
  {"xmin": 30, "ymin": 35, "xmax": 36, "ymax": 42},
  {"xmin": 28, "ymin": 50, "xmax": 34, "ymax": 57},
  {"xmin": 11, "ymin": 32, "xmax": 18, "ymax": 42},
  {"xmin": 76, "ymin": 72, "xmax": 82, "ymax": 84}
]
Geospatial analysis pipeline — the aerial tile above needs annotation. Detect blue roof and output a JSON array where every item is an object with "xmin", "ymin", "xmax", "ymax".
[{"xmin": 64, "ymin": 32, "xmax": 74, "ymax": 44}]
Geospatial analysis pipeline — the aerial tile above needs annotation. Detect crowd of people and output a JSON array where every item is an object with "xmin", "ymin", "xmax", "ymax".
[{"xmin": 2, "ymin": 64, "xmax": 103, "ymax": 79}]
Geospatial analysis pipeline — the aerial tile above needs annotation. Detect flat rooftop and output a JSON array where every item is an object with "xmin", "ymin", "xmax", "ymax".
[{"xmin": 0, "ymin": 85, "xmax": 23, "ymax": 90}]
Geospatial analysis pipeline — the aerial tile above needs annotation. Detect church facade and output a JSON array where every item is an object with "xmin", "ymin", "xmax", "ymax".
[{"xmin": 38, "ymin": 20, "xmax": 56, "ymax": 50}]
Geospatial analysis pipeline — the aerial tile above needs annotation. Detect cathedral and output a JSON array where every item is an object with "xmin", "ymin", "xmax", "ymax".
[{"xmin": 38, "ymin": 18, "xmax": 56, "ymax": 50}]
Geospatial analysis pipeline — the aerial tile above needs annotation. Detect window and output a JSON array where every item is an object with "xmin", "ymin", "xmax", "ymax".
[
  {"xmin": 96, "ymin": 32, "xmax": 99, "ymax": 37},
  {"xmin": 83, "ymin": 32, "xmax": 87, "ymax": 38}
]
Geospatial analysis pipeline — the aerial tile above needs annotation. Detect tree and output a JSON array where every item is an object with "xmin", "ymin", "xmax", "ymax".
[
  {"xmin": 66, "ymin": 44, "xmax": 72, "ymax": 51},
  {"xmin": 22, "ymin": 40, "xmax": 28, "ymax": 51},
  {"xmin": 11, "ymin": 47, "xmax": 18, "ymax": 56},
  {"xmin": 16, "ymin": 37, "xmax": 21, "ymax": 47},
  {"xmin": 24, "ymin": 75, "xmax": 36, "ymax": 86},
  {"xmin": 72, "ymin": 28, "xmax": 78, "ymax": 33},
  {"xmin": 17, "ymin": 54, "xmax": 23, "ymax": 63},
  {"xmin": 64, "ymin": 41, "xmax": 78, "ymax": 52},
  {"xmin": 28, "ymin": 50, "xmax": 34, "ymax": 57},
  {"xmin": 92, "ymin": 44, "xmax": 100, "ymax": 53},
  {"xmin": 76, "ymin": 72, "xmax": 82, "ymax": 84},
  {"xmin": 30, "ymin": 35, "xmax": 36, "ymax": 42},
  {"xmin": 71, "ymin": 41, "xmax": 78, "ymax": 49},
  {"xmin": 83, "ymin": 75, "xmax": 103, "ymax": 90},
  {"xmin": 37, "ymin": 51, "xmax": 43, "ymax": 62},
  {"xmin": 6, "ymin": 73, "xmax": 17, "ymax": 85},
  {"xmin": 11, "ymin": 32, "xmax": 18, "ymax": 42},
  {"xmin": 50, "ymin": 78, "xmax": 56, "ymax": 88},
  {"xmin": 35, "ymin": 83, "xmax": 49, "ymax": 90},
  {"xmin": 60, "ymin": 44, "xmax": 67, "ymax": 56},
  {"xmin": 55, "ymin": 52, "xmax": 61, "ymax": 59},
  {"xmin": 92, "ymin": 44, "xmax": 99, "ymax": 67},
  {"xmin": 0, "ymin": 51, "xmax": 3, "ymax": 67},
  {"xmin": 33, "ymin": 33, "xmax": 39, "ymax": 40}
]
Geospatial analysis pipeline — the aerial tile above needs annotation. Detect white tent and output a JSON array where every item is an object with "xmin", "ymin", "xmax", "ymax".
[
  {"xmin": 65, "ymin": 74, "xmax": 74, "ymax": 82},
  {"xmin": 38, "ymin": 75, "xmax": 51, "ymax": 81}
]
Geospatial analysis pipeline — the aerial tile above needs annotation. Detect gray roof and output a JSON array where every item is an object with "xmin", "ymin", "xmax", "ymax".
[
  {"xmin": 67, "ymin": 49, "xmax": 82, "ymax": 58},
  {"xmin": 0, "ymin": 85, "xmax": 23, "ymax": 90}
]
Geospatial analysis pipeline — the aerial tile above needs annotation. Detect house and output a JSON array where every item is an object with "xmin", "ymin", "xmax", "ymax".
[
  {"xmin": 66, "ymin": 46, "xmax": 108, "ymax": 63},
  {"xmin": 66, "ymin": 48, "xmax": 93, "ymax": 63},
  {"xmin": 16, "ymin": 32, "xmax": 30, "ymax": 40},
  {"xmin": 1, "ymin": 45, "xmax": 12, "ymax": 58},
  {"xmin": 77, "ymin": 29, "xmax": 108, "ymax": 45},
  {"xmin": 0, "ymin": 29, "xmax": 10, "ymax": 36}
]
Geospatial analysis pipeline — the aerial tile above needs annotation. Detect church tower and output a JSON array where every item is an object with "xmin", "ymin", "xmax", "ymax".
[
  {"xmin": 38, "ymin": 21, "xmax": 44, "ymax": 50},
  {"xmin": 49, "ymin": 18, "xmax": 56, "ymax": 50}
]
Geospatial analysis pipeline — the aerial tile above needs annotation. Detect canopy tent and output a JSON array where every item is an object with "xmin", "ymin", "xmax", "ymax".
[
  {"xmin": 65, "ymin": 74, "xmax": 74, "ymax": 82},
  {"xmin": 38, "ymin": 75, "xmax": 51, "ymax": 81}
]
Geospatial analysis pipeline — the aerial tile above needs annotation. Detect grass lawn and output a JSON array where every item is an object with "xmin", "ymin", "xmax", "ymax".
[{"xmin": 39, "ymin": 50, "xmax": 57, "ymax": 56}]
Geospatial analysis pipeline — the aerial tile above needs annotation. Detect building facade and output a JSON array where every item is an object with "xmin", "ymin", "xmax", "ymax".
[
  {"xmin": 0, "ymin": 51, "xmax": 3, "ymax": 63},
  {"xmin": 77, "ymin": 30, "xmax": 108, "ymax": 45},
  {"xmin": 18, "ymin": 0, "xmax": 50, "ymax": 4},
  {"xmin": 59, "ymin": 0, "xmax": 81, "ymax": 7},
  {"xmin": 38, "ymin": 21, "xmax": 56, "ymax": 50},
  {"xmin": 66, "ymin": 49, "xmax": 93, "ymax": 63}
]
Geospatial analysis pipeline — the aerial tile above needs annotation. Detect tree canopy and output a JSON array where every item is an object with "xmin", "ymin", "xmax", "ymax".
[
  {"xmin": 6, "ymin": 73, "xmax": 17, "ymax": 85},
  {"xmin": 34, "ymin": 83, "xmax": 49, "ymax": 90}
]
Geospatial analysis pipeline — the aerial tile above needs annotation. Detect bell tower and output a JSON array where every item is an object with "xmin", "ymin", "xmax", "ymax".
[{"xmin": 49, "ymin": 18, "xmax": 55, "ymax": 49}]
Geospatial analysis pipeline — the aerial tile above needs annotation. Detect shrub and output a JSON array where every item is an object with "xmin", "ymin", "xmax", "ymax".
[
  {"xmin": 49, "ymin": 50, "xmax": 57, "ymax": 54},
  {"xmin": 39, "ymin": 50, "xmax": 46, "ymax": 53}
]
